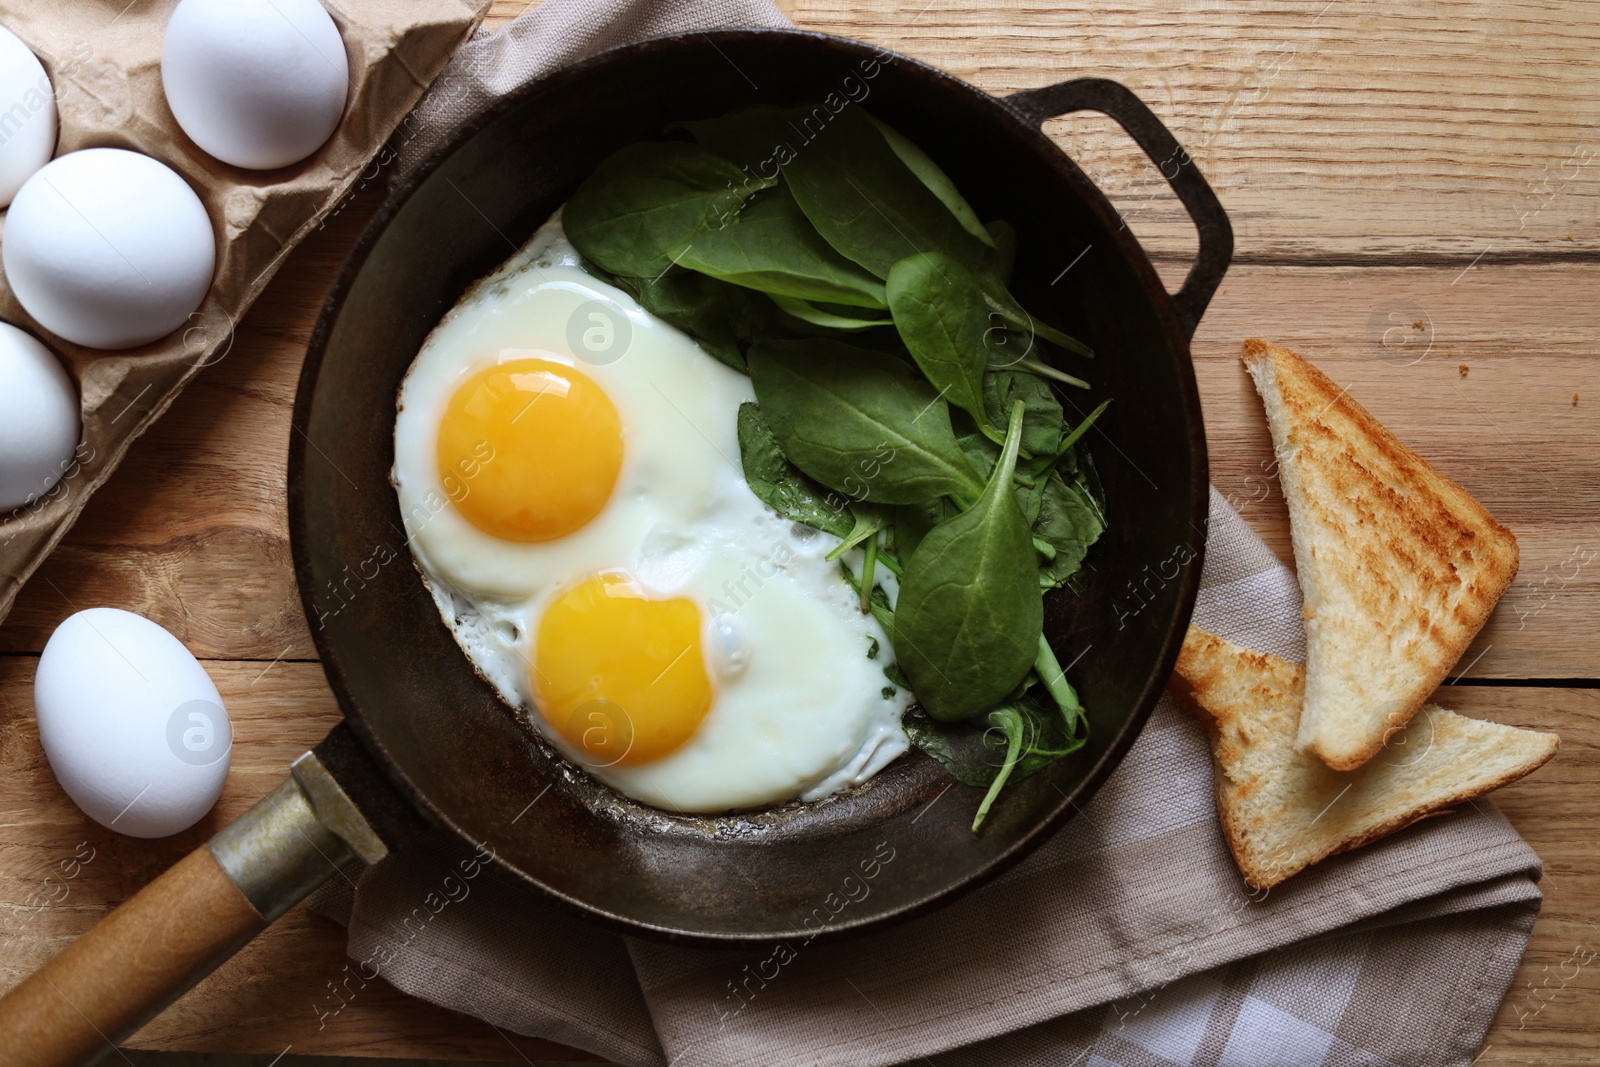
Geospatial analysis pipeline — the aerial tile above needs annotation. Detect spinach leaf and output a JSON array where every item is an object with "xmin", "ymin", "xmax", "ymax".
[
  {"xmin": 955, "ymin": 432, "xmax": 998, "ymax": 479},
  {"xmin": 838, "ymin": 560, "xmax": 896, "ymax": 633},
  {"xmin": 985, "ymin": 368, "xmax": 1065, "ymax": 456},
  {"xmin": 613, "ymin": 271, "xmax": 744, "ymax": 361},
  {"xmin": 859, "ymin": 534, "xmax": 880, "ymax": 613},
  {"xmin": 902, "ymin": 709, "xmax": 993, "ymax": 788},
  {"xmin": 986, "ymin": 325, "xmax": 1091, "ymax": 388},
  {"xmin": 565, "ymin": 141, "xmax": 774, "ymax": 277},
  {"xmin": 676, "ymin": 188, "xmax": 889, "ymax": 309},
  {"xmin": 972, "ymin": 707, "xmax": 1025, "ymax": 831},
  {"xmin": 672, "ymin": 106, "xmax": 786, "ymax": 161},
  {"xmin": 747, "ymin": 338, "xmax": 984, "ymax": 504},
  {"xmin": 889, "ymin": 497, "xmax": 957, "ymax": 560},
  {"xmin": 982, "ymin": 288, "xmax": 1093, "ymax": 360},
  {"xmin": 1017, "ymin": 475, "xmax": 1047, "ymax": 528},
  {"xmin": 883, "ymin": 661, "xmax": 912, "ymax": 690},
  {"xmin": 1033, "ymin": 469, "xmax": 1106, "ymax": 588},
  {"xmin": 781, "ymin": 106, "xmax": 995, "ymax": 280},
  {"xmin": 1051, "ymin": 398, "xmax": 1111, "ymax": 462},
  {"xmin": 1034, "ymin": 633, "xmax": 1086, "ymax": 734},
  {"xmin": 609, "ymin": 267, "xmax": 817, "ymax": 372},
  {"xmin": 736, "ymin": 402, "xmax": 853, "ymax": 538},
  {"xmin": 972, "ymin": 700, "xmax": 1089, "ymax": 830},
  {"xmin": 1020, "ymin": 397, "xmax": 1109, "ymax": 483},
  {"xmin": 826, "ymin": 504, "xmax": 885, "ymax": 560},
  {"xmin": 771, "ymin": 294, "xmax": 893, "ymax": 330},
  {"xmin": 886, "ymin": 253, "xmax": 996, "ymax": 429},
  {"xmin": 955, "ymin": 433, "xmax": 1042, "ymax": 524},
  {"xmin": 865, "ymin": 115, "xmax": 995, "ymax": 248},
  {"xmin": 892, "ymin": 401, "xmax": 1043, "ymax": 721},
  {"xmin": 832, "ymin": 508, "xmax": 893, "ymax": 616},
  {"xmin": 688, "ymin": 104, "xmax": 1015, "ymax": 288},
  {"xmin": 902, "ymin": 693, "xmax": 1085, "ymax": 789},
  {"xmin": 985, "ymin": 220, "xmax": 1017, "ymax": 282}
]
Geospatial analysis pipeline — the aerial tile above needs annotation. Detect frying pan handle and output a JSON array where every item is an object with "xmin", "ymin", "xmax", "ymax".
[
  {"xmin": 0, "ymin": 752, "xmax": 384, "ymax": 1066},
  {"xmin": 1007, "ymin": 78, "xmax": 1233, "ymax": 339},
  {"xmin": 0, "ymin": 843, "xmax": 269, "ymax": 1066}
]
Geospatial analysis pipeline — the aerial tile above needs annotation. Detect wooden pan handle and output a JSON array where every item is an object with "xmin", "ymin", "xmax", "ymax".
[
  {"xmin": 0, "ymin": 846, "xmax": 266, "ymax": 1066},
  {"xmin": 0, "ymin": 754, "xmax": 384, "ymax": 1067}
]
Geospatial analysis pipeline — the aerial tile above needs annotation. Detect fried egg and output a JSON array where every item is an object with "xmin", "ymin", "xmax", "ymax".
[{"xmin": 392, "ymin": 214, "xmax": 911, "ymax": 813}]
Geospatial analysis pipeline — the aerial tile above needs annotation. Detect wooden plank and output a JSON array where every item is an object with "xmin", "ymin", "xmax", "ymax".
[
  {"xmin": 0, "ymin": 656, "xmax": 1588, "ymax": 1060},
  {"xmin": 2, "ymin": 252, "xmax": 1593, "ymax": 680},
  {"xmin": 1191, "ymin": 262, "xmax": 1600, "ymax": 681},
  {"xmin": 781, "ymin": 0, "xmax": 1600, "ymax": 261},
  {"xmin": 1447, "ymin": 686, "xmax": 1600, "ymax": 1067},
  {"xmin": 0, "ymin": 0, "xmax": 1592, "ymax": 1060},
  {"xmin": 0, "ymin": 656, "xmax": 589, "ymax": 1061}
]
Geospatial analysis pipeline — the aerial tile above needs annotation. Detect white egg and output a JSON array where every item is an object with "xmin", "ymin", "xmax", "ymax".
[
  {"xmin": 162, "ymin": 0, "xmax": 349, "ymax": 170},
  {"xmin": 35, "ymin": 608, "xmax": 231, "ymax": 839},
  {"xmin": 0, "ymin": 322, "xmax": 78, "ymax": 511},
  {"xmin": 4, "ymin": 148, "xmax": 216, "ymax": 350},
  {"xmin": 393, "ymin": 215, "xmax": 911, "ymax": 814},
  {"xmin": 0, "ymin": 26, "xmax": 57, "ymax": 207}
]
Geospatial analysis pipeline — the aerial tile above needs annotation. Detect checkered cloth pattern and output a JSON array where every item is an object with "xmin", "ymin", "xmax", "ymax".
[{"xmin": 308, "ymin": 4, "xmax": 1545, "ymax": 1062}]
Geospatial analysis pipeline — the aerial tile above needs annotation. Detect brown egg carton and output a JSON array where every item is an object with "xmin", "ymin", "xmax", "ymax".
[{"xmin": 0, "ymin": 0, "xmax": 487, "ymax": 624}]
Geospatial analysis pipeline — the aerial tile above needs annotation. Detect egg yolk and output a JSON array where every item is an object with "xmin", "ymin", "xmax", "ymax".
[
  {"xmin": 436, "ymin": 357, "xmax": 622, "ymax": 542},
  {"xmin": 534, "ymin": 573, "xmax": 712, "ymax": 767}
]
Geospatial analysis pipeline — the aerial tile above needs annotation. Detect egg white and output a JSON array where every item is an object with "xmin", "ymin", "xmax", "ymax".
[{"xmin": 393, "ymin": 214, "xmax": 912, "ymax": 813}]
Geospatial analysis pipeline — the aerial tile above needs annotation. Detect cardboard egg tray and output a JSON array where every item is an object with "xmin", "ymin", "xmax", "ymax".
[{"xmin": 0, "ymin": 0, "xmax": 487, "ymax": 624}]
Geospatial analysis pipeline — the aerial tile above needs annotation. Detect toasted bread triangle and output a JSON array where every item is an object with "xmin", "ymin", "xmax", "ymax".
[
  {"xmin": 1173, "ymin": 626, "xmax": 1557, "ymax": 889},
  {"xmin": 1240, "ymin": 339, "xmax": 1519, "ymax": 770}
]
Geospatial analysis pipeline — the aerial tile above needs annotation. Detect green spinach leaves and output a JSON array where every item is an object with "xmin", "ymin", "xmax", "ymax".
[
  {"xmin": 563, "ymin": 102, "xmax": 1109, "ymax": 831},
  {"xmin": 564, "ymin": 142, "xmax": 771, "ymax": 277},
  {"xmin": 893, "ymin": 401, "xmax": 1041, "ymax": 721},
  {"xmin": 887, "ymin": 254, "xmax": 996, "ymax": 430},
  {"xmin": 748, "ymin": 339, "xmax": 983, "ymax": 505},
  {"xmin": 676, "ymin": 188, "xmax": 888, "ymax": 309},
  {"xmin": 736, "ymin": 402, "xmax": 853, "ymax": 538},
  {"xmin": 781, "ymin": 106, "xmax": 995, "ymax": 280}
]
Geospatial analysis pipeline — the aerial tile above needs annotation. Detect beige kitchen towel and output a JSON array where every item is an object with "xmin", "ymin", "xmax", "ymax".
[{"xmin": 307, "ymin": 3, "xmax": 1544, "ymax": 1065}]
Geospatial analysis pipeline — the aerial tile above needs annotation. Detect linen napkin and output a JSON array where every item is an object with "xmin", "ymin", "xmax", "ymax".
[{"xmin": 309, "ymin": 4, "xmax": 1544, "ymax": 1064}]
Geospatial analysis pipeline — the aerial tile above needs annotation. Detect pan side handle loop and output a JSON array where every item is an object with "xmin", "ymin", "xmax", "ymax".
[{"xmin": 1007, "ymin": 78, "xmax": 1233, "ymax": 340}]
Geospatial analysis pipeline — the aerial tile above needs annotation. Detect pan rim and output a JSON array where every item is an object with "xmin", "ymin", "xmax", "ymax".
[{"xmin": 289, "ymin": 26, "xmax": 1211, "ymax": 944}]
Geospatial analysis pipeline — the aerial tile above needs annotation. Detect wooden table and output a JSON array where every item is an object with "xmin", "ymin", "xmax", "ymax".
[{"xmin": 1, "ymin": 0, "xmax": 1595, "ymax": 1060}]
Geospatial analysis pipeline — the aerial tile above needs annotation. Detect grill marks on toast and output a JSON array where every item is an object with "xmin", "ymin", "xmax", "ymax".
[{"xmin": 1241, "ymin": 339, "xmax": 1519, "ymax": 770}]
